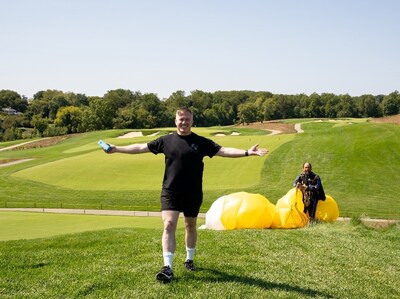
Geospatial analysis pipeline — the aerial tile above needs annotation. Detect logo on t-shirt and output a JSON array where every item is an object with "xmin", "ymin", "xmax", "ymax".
[{"xmin": 190, "ymin": 143, "xmax": 199, "ymax": 153}]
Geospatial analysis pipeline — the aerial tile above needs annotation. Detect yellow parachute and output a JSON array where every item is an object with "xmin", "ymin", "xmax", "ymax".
[
  {"xmin": 203, "ymin": 189, "xmax": 339, "ymax": 230},
  {"xmin": 315, "ymin": 195, "xmax": 339, "ymax": 222},
  {"xmin": 271, "ymin": 188, "xmax": 309, "ymax": 229},
  {"xmin": 204, "ymin": 192, "xmax": 276, "ymax": 230}
]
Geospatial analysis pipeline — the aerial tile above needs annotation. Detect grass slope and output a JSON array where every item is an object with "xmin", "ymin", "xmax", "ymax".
[
  {"xmin": 258, "ymin": 121, "xmax": 400, "ymax": 219},
  {"xmin": 0, "ymin": 120, "xmax": 399, "ymax": 219},
  {"xmin": 0, "ymin": 221, "xmax": 399, "ymax": 298},
  {"xmin": 0, "ymin": 211, "xmax": 164, "ymax": 241}
]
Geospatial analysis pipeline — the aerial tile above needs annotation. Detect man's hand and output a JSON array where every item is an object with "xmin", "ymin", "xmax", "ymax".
[
  {"xmin": 248, "ymin": 144, "xmax": 268, "ymax": 156},
  {"xmin": 102, "ymin": 143, "xmax": 116, "ymax": 154},
  {"xmin": 296, "ymin": 183, "xmax": 307, "ymax": 192}
]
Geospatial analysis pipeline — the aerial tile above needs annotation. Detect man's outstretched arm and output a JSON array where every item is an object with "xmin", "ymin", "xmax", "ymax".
[
  {"xmin": 103, "ymin": 143, "xmax": 150, "ymax": 154},
  {"xmin": 216, "ymin": 144, "xmax": 268, "ymax": 158}
]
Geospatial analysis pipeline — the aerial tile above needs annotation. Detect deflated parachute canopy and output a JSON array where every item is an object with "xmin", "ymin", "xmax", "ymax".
[
  {"xmin": 204, "ymin": 192, "xmax": 276, "ymax": 230},
  {"xmin": 203, "ymin": 189, "xmax": 339, "ymax": 230},
  {"xmin": 315, "ymin": 195, "xmax": 339, "ymax": 222},
  {"xmin": 271, "ymin": 188, "xmax": 309, "ymax": 229}
]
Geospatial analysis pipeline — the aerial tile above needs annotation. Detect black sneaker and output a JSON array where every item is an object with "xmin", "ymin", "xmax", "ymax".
[
  {"xmin": 156, "ymin": 266, "xmax": 174, "ymax": 283},
  {"xmin": 184, "ymin": 259, "xmax": 195, "ymax": 271}
]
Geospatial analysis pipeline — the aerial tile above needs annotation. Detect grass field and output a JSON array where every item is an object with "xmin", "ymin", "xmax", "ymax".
[
  {"xmin": 258, "ymin": 121, "xmax": 400, "ymax": 219},
  {"xmin": 0, "ymin": 119, "xmax": 399, "ymax": 219},
  {"xmin": 1, "ymin": 120, "xmax": 399, "ymax": 298},
  {"xmin": 0, "ymin": 211, "xmax": 165, "ymax": 241},
  {"xmin": 0, "ymin": 217, "xmax": 399, "ymax": 298}
]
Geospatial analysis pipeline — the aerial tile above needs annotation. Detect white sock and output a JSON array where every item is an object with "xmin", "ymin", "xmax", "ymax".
[
  {"xmin": 186, "ymin": 247, "xmax": 195, "ymax": 261},
  {"xmin": 163, "ymin": 252, "xmax": 174, "ymax": 269}
]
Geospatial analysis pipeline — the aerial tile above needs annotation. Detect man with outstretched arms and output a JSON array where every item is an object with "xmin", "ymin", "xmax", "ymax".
[{"xmin": 103, "ymin": 107, "xmax": 268, "ymax": 283}]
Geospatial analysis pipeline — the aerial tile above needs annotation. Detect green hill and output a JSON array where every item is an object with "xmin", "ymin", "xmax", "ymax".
[{"xmin": 0, "ymin": 119, "xmax": 399, "ymax": 219}]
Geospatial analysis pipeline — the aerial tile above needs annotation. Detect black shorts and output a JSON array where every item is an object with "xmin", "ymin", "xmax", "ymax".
[{"xmin": 160, "ymin": 189, "xmax": 203, "ymax": 217}]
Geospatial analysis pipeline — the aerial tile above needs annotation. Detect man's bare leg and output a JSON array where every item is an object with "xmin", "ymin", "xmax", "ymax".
[
  {"xmin": 161, "ymin": 210, "xmax": 180, "ymax": 267},
  {"xmin": 183, "ymin": 216, "xmax": 197, "ymax": 271}
]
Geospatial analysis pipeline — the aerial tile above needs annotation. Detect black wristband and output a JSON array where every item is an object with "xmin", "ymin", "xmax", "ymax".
[{"xmin": 245, "ymin": 150, "xmax": 248, "ymax": 156}]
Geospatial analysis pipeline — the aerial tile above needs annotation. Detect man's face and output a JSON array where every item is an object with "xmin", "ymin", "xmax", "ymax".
[
  {"xmin": 303, "ymin": 163, "xmax": 311, "ymax": 174},
  {"xmin": 175, "ymin": 110, "xmax": 193, "ymax": 136}
]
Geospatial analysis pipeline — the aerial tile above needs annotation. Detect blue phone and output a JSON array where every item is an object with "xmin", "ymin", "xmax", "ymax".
[{"xmin": 98, "ymin": 140, "xmax": 111, "ymax": 152}]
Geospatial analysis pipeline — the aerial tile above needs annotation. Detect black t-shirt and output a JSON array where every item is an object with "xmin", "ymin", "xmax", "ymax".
[{"xmin": 147, "ymin": 132, "xmax": 221, "ymax": 193}]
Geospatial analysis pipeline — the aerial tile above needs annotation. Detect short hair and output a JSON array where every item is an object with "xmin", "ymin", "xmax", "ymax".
[
  {"xmin": 176, "ymin": 107, "xmax": 192, "ymax": 115},
  {"xmin": 303, "ymin": 162, "xmax": 312, "ymax": 170}
]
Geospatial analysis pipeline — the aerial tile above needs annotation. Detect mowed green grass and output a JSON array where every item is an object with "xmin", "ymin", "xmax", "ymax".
[
  {"xmin": 10, "ymin": 133, "xmax": 289, "ymax": 191},
  {"xmin": 1, "ymin": 122, "xmax": 399, "ymax": 298},
  {"xmin": 259, "ymin": 121, "xmax": 400, "ymax": 219},
  {"xmin": 0, "ymin": 211, "xmax": 167, "ymax": 241},
  {"xmin": 0, "ymin": 220, "xmax": 399, "ymax": 298},
  {"xmin": 1, "ymin": 120, "xmax": 399, "ymax": 219}
]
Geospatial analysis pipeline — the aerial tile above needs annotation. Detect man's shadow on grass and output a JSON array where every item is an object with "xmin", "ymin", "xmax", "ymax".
[{"xmin": 185, "ymin": 267, "xmax": 335, "ymax": 299}]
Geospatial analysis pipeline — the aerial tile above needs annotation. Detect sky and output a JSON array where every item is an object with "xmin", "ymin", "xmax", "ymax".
[{"xmin": 1, "ymin": 0, "xmax": 399, "ymax": 100}]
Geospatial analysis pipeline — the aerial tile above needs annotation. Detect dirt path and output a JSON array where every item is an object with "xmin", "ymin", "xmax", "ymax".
[
  {"xmin": 0, "ymin": 158, "xmax": 34, "ymax": 167},
  {"xmin": 0, "ymin": 139, "xmax": 46, "ymax": 152},
  {"xmin": 0, "ymin": 140, "xmax": 39, "ymax": 167}
]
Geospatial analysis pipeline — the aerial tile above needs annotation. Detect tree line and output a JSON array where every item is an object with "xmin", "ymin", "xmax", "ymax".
[{"xmin": 0, "ymin": 88, "xmax": 399, "ymax": 141}]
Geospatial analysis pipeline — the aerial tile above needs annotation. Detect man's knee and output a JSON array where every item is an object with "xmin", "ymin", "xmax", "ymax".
[
  {"xmin": 164, "ymin": 219, "xmax": 178, "ymax": 232},
  {"xmin": 184, "ymin": 217, "xmax": 197, "ymax": 232},
  {"xmin": 162, "ymin": 211, "xmax": 179, "ymax": 232}
]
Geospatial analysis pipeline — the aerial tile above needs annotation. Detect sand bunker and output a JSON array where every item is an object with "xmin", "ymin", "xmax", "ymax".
[
  {"xmin": 215, "ymin": 131, "xmax": 241, "ymax": 136},
  {"xmin": 118, "ymin": 131, "xmax": 159, "ymax": 138}
]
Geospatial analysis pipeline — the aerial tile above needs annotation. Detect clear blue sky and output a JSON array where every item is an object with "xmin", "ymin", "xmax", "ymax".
[{"xmin": 1, "ymin": 0, "xmax": 399, "ymax": 99}]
